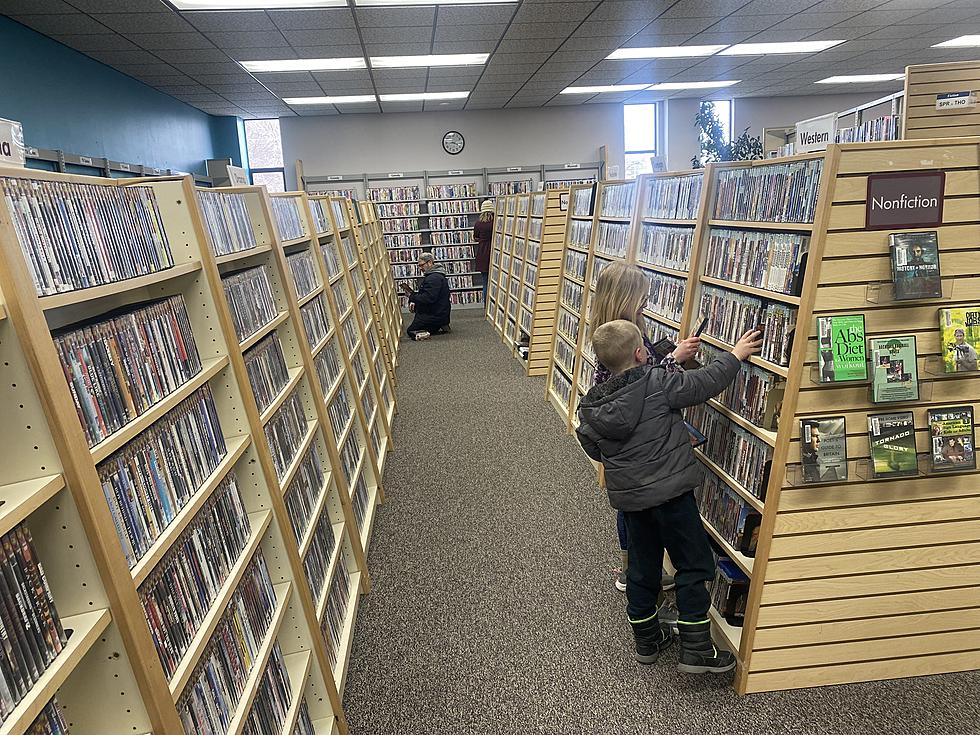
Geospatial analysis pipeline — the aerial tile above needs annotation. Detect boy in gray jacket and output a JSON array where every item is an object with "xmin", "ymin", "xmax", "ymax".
[{"xmin": 576, "ymin": 320, "xmax": 761, "ymax": 673}]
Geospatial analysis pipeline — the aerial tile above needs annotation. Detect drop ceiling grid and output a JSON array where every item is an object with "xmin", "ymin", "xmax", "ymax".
[{"xmin": 4, "ymin": 0, "xmax": 980, "ymax": 116}]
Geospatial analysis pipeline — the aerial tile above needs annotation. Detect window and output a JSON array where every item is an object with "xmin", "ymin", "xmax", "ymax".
[
  {"xmin": 244, "ymin": 119, "xmax": 285, "ymax": 192},
  {"xmin": 623, "ymin": 104, "xmax": 658, "ymax": 180},
  {"xmin": 707, "ymin": 100, "xmax": 733, "ymax": 144}
]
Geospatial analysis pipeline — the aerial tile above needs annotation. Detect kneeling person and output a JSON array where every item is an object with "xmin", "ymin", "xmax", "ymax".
[
  {"xmin": 576, "ymin": 319, "xmax": 761, "ymax": 673},
  {"xmin": 400, "ymin": 253, "xmax": 451, "ymax": 340}
]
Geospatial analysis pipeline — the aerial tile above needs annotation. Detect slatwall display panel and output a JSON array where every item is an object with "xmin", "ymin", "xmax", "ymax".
[
  {"xmin": 525, "ymin": 189, "xmax": 568, "ymax": 376},
  {"xmin": 742, "ymin": 138, "xmax": 980, "ymax": 694},
  {"xmin": 903, "ymin": 62, "xmax": 980, "ymax": 141}
]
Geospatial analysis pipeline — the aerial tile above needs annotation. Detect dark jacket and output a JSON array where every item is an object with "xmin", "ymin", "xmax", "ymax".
[
  {"xmin": 473, "ymin": 218, "xmax": 493, "ymax": 273},
  {"xmin": 576, "ymin": 354, "xmax": 740, "ymax": 511},
  {"xmin": 409, "ymin": 263, "xmax": 451, "ymax": 324}
]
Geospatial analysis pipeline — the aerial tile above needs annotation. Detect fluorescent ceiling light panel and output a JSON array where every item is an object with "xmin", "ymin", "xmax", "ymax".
[
  {"xmin": 720, "ymin": 40, "xmax": 846, "ymax": 55},
  {"xmin": 357, "ymin": 0, "xmax": 514, "ymax": 4},
  {"xmin": 932, "ymin": 36, "xmax": 980, "ymax": 47},
  {"xmin": 379, "ymin": 92, "xmax": 470, "ymax": 101},
  {"xmin": 284, "ymin": 95, "xmax": 377, "ymax": 104},
  {"xmin": 172, "ymin": 0, "xmax": 345, "ymax": 8},
  {"xmin": 647, "ymin": 81, "xmax": 739, "ymax": 90},
  {"xmin": 241, "ymin": 58, "xmax": 366, "ymax": 72},
  {"xmin": 815, "ymin": 74, "xmax": 904, "ymax": 84},
  {"xmin": 560, "ymin": 84, "xmax": 651, "ymax": 94},
  {"xmin": 370, "ymin": 54, "xmax": 489, "ymax": 68},
  {"xmin": 606, "ymin": 45, "xmax": 726, "ymax": 59}
]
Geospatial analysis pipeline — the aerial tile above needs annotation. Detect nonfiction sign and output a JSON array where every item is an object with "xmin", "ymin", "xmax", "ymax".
[{"xmin": 866, "ymin": 171, "xmax": 945, "ymax": 230}]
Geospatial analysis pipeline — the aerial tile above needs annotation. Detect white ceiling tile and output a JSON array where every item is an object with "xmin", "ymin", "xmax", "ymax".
[
  {"xmin": 84, "ymin": 49, "xmax": 163, "ymax": 65},
  {"xmin": 661, "ymin": 0, "xmax": 753, "ymax": 17},
  {"xmin": 1, "ymin": 0, "xmax": 75, "ymax": 12},
  {"xmin": 201, "ymin": 31, "xmax": 288, "ymax": 48},
  {"xmin": 170, "ymin": 61, "xmax": 244, "ymax": 75},
  {"xmin": 434, "ymin": 24, "xmax": 507, "ymax": 43},
  {"xmin": 354, "ymin": 6, "xmax": 434, "ymax": 26},
  {"xmin": 496, "ymin": 38, "xmax": 564, "ymax": 53},
  {"xmin": 432, "ymin": 41, "xmax": 495, "ymax": 54},
  {"xmin": 252, "ymin": 71, "xmax": 315, "ymax": 85},
  {"xmin": 50, "ymin": 33, "xmax": 138, "ymax": 51},
  {"xmin": 183, "ymin": 11, "xmax": 276, "ymax": 32},
  {"xmin": 266, "ymin": 9, "xmax": 356, "ymax": 29},
  {"xmin": 279, "ymin": 29, "xmax": 361, "ymax": 46},
  {"xmin": 362, "ymin": 42, "xmax": 432, "ymax": 56},
  {"xmin": 155, "ymin": 48, "xmax": 230, "ymax": 64},
  {"xmin": 93, "ymin": 12, "xmax": 197, "ymax": 34},
  {"xmin": 290, "ymin": 45, "xmax": 367, "ymax": 58},
  {"xmin": 560, "ymin": 35, "xmax": 630, "ymax": 52},
  {"xmin": 512, "ymin": 3, "xmax": 597, "ymax": 24},
  {"xmin": 310, "ymin": 69, "xmax": 373, "ymax": 84},
  {"xmin": 67, "ymin": 0, "xmax": 170, "ymax": 11},
  {"xmin": 435, "ymin": 5, "xmax": 515, "ymax": 24},
  {"xmin": 380, "ymin": 100, "xmax": 424, "ymax": 112},
  {"xmin": 504, "ymin": 22, "xmax": 580, "ymax": 39},
  {"xmin": 588, "ymin": 1, "xmax": 675, "ymax": 22},
  {"xmin": 11, "ymin": 12, "xmax": 109, "ymax": 34},
  {"xmin": 129, "ymin": 33, "xmax": 216, "ymax": 50},
  {"xmin": 361, "ymin": 26, "xmax": 432, "ymax": 44}
]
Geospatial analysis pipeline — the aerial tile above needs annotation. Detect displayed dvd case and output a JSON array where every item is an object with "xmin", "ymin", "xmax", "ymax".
[
  {"xmin": 890, "ymin": 231, "xmax": 942, "ymax": 300},
  {"xmin": 799, "ymin": 416, "xmax": 847, "ymax": 483},
  {"xmin": 938, "ymin": 307, "xmax": 980, "ymax": 373},
  {"xmin": 870, "ymin": 335, "xmax": 919, "ymax": 403},
  {"xmin": 928, "ymin": 405, "xmax": 976, "ymax": 473},
  {"xmin": 817, "ymin": 314, "xmax": 868, "ymax": 383},
  {"xmin": 867, "ymin": 411, "xmax": 918, "ymax": 478}
]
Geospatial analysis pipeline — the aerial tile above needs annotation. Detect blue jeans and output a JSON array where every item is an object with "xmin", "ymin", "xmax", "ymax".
[
  {"xmin": 617, "ymin": 510, "xmax": 627, "ymax": 550},
  {"xmin": 481, "ymin": 272, "xmax": 489, "ymax": 304}
]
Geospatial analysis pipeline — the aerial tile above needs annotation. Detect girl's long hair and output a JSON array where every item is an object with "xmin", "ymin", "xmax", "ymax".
[
  {"xmin": 592, "ymin": 262, "xmax": 648, "ymax": 330},
  {"xmin": 478, "ymin": 210, "xmax": 494, "ymax": 223}
]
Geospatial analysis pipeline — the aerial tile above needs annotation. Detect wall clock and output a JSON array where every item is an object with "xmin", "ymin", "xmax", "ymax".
[{"xmin": 442, "ymin": 130, "xmax": 465, "ymax": 155}]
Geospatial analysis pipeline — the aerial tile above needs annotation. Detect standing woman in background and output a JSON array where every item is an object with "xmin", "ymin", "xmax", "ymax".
[
  {"xmin": 474, "ymin": 200, "xmax": 495, "ymax": 303},
  {"xmin": 591, "ymin": 263, "xmax": 700, "ymax": 619}
]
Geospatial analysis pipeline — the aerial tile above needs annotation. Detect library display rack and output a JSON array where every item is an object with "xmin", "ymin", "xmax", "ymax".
[
  {"xmin": 0, "ymin": 165, "xmax": 401, "ymax": 733},
  {"xmin": 543, "ymin": 138, "xmax": 980, "ymax": 695},
  {"xmin": 485, "ymin": 189, "xmax": 568, "ymax": 376}
]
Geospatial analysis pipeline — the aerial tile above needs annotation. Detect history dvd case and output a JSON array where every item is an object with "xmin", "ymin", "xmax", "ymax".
[
  {"xmin": 868, "ymin": 411, "xmax": 918, "ymax": 478},
  {"xmin": 870, "ymin": 335, "xmax": 919, "ymax": 403},
  {"xmin": 890, "ymin": 231, "xmax": 942, "ymax": 300}
]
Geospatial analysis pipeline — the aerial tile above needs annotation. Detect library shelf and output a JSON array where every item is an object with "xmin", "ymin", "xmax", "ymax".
[
  {"xmin": 283, "ymin": 235, "xmax": 313, "ymax": 249},
  {"xmin": 562, "ymin": 273, "xmax": 586, "ymax": 288},
  {"xmin": 337, "ymin": 412, "xmax": 357, "ymax": 450},
  {"xmin": 315, "ymin": 531, "xmax": 346, "ymax": 623},
  {"xmin": 642, "ymin": 309, "xmax": 681, "ymax": 330},
  {"xmin": 310, "ymin": 330, "xmax": 334, "ymax": 358},
  {"xmin": 694, "ymin": 447, "xmax": 765, "ymax": 513},
  {"xmin": 322, "ymin": 372, "xmax": 345, "ymax": 406},
  {"xmin": 0, "ymin": 608, "xmax": 111, "ymax": 735},
  {"xmin": 240, "ymin": 310, "xmax": 291, "ymax": 352},
  {"xmin": 705, "ymin": 398, "xmax": 778, "ymax": 447},
  {"xmin": 707, "ymin": 219, "xmax": 813, "ymax": 232},
  {"xmin": 297, "ymin": 483, "xmax": 334, "ymax": 559},
  {"xmin": 167, "ymin": 509, "xmax": 274, "ymax": 699},
  {"xmin": 349, "ymin": 450, "xmax": 368, "ymax": 496},
  {"xmin": 598, "ymin": 215, "xmax": 632, "ymax": 223},
  {"xmin": 223, "ymin": 581, "xmax": 293, "ymax": 735},
  {"xmin": 280, "ymin": 651, "xmax": 314, "ymax": 735},
  {"xmin": 130, "ymin": 434, "xmax": 252, "ymax": 586},
  {"xmin": 333, "ymin": 571, "xmax": 364, "ymax": 696},
  {"xmin": 278, "ymin": 420, "xmax": 320, "ymax": 494},
  {"xmin": 312, "ymin": 717, "xmax": 339, "ymax": 735},
  {"xmin": 642, "ymin": 217, "xmax": 697, "ymax": 227},
  {"xmin": 701, "ymin": 513, "xmax": 754, "ymax": 577},
  {"xmin": 570, "ymin": 215, "xmax": 592, "ymax": 221},
  {"xmin": 89, "ymin": 354, "xmax": 229, "ymax": 464},
  {"xmin": 37, "ymin": 261, "xmax": 203, "ymax": 311},
  {"xmin": 297, "ymin": 283, "xmax": 326, "ymax": 308},
  {"xmin": 359, "ymin": 484, "xmax": 379, "ymax": 553},
  {"xmin": 328, "ymin": 271, "xmax": 346, "ymax": 285},
  {"xmin": 259, "ymin": 368, "xmax": 306, "ymax": 426},
  {"xmin": 709, "ymin": 606, "xmax": 744, "ymax": 661},
  {"xmin": 0, "ymin": 473, "xmax": 64, "ymax": 538},
  {"xmin": 636, "ymin": 261, "xmax": 690, "ymax": 279},
  {"xmin": 0, "ymin": 303, "xmax": 5, "ymax": 321},
  {"xmin": 699, "ymin": 334, "xmax": 789, "ymax": 378},
  {"xmin": 214, "ymin": 243, "xmax": 274, "ymax": 266},
  {"xmin": 699, "ymin": 275, "xmax": 802, "ymax": 306}
]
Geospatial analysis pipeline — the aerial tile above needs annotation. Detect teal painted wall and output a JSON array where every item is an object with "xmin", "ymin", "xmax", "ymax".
[{"xmin": 0, "ymin": 16, "xmax": 244, "ymax": 176}]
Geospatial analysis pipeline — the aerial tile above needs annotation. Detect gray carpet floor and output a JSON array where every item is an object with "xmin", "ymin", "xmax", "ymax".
[{"xmin": 343, "ymin": 310, "xmax": 978, "ymax": 735}]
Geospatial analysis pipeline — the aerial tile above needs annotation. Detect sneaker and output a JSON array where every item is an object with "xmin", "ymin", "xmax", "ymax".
[
  {"xmin": 614, "ymin": 568, "xmax": 626, "ymax": 593},
  {"xmin": 413, "ymin": 331, "xmax": 431, "ymax": 341},
  {"xmin": 661, "ymin": 572, "xmax": 676, "ymax": 591},
  {"xmin": 659, "ymin": 600, "xmax": 679, "ymax": 635}
]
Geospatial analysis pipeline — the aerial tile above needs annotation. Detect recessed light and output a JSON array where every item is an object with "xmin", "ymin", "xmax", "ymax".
[
  {"xmin": 172, "ymin": 0, "xmax": 345, "ymax": 8},
  {"xmin": 379, "ymin": 92, "xmax": 470, "ymax": 101},
  {"xmin": 720, "ymin": 40, "xmax": 846, "ymax": 55},
  {"xmin": 606, "ymin": 46, "xmax": 726, "ymax": 60},
  {"xmin": 241, "ymin": 58, "xmax": 366, "ymax": 73},
  {"xmin": 284, "ymin": 95, "xmax": 377, "ymax": 104},
  {"xmin": 815, "ymin": 74, "xmax": 904, "ymax": 84},
  {"xmin": 932, "ymin": 36, "xmax": 980, "ymax": 48},
  {"xmin": 559, "ymin": 84, "xmax": 651, "ymax": 94},
  {"xmin": 647, "ymin": 81, "xmax": 739, "ymax": 90},
  {"xmin": 370, "ymin": 54, "xmax": 489, "ymax": 69}
]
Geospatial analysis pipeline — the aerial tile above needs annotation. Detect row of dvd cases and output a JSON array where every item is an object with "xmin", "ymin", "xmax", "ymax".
[{"xmin": 0, "ymin": 165, "xmax": 399, "ymax": 735}]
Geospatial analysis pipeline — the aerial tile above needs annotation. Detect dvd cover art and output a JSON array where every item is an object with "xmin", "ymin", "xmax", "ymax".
[
  {"xmin": 870, "ymin": 335, "xmax": 919, "ymax": 403},
  {"xmin": 868, "ymin": 411, "xmax": 918, "ymax": 478},
  {"xmin": 929, "ymin": 405, "xmax": 976, "ymax": 472},
  {"xmin": 800, "ymin": 416, "xmax": 847, "ymax": 483},
  {"xmin": 939, "ymin": 307, "xmax": 980, "ymax": 373},
  {"xmin": 890, "ymin": 231, "xmax": 942, "ymax": 300}
]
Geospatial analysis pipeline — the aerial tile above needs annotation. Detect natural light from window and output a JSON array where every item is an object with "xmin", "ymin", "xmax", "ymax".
[
  {"xmin": 708, "ymin": 100, "xmax": 733, "ymax": 143},
  {"xmin": 623, "ymin": 104, "xmax": 657, "ymax": 179},
  {"xmin": 244, "ymin": 119, "xmax": 286, "ymax": 192}
]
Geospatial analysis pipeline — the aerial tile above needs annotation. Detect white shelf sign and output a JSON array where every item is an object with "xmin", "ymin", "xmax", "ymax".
[
  {"xmin": 506, "ymin": 166, "xmax": 522, "ymax": 172},
  {"xmin": 796, "ymin": 112, "xmax": 836, "ymax": 153},
  {"xmin": 79, "ymin": 155, "xmax": 93, "ymax": 166},
  {"xmin": 119, "ymin": 162, "xmax": 131, "ymax": 172},
  {"xmin": 0, "ymin": 118, "xmax": 26, "ymax": 168},
  {"xmin": 326, "ymin": 175, "xmax": 342, "ymax": 181},
  {"xmin": 388, "ymin": 172, "xmax": 404, "ymax": 178},
  {"xmin": 936, "ymin": 91, "xmax": 975, "ymax": 110},
  {"xmin": 564, "ymin": 163, "xmax": 581, "ymax": 169},
  {"xmin": 448, "ymin": 169, "xmax": 463, "ymax": 175}
]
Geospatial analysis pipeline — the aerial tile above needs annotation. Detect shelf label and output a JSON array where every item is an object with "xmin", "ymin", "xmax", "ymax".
[
  {"xmin": 79, "ymin": 155, "xmax": 93, "ymax": 166},
  {"xmin": 936, "ymin": 91, "xmax": 975, "ymax": 110},
  {"xmin": 866, "ymin": 171, "xmax": 945, "ymax": 230},
  {"xmin": 0, "ymin": 118, "xmax": 26, "ymax": 168},
  {"xmin": 326, "ymin": 175, "xmax": 343, "ymax": 181},
  {"xmin": 26, "ymin": 147, "xmax": 38, "ymax": 158},
  {"xmin": 118, "ymin": 162, "xmax": 131, "ymax": 171},
  {"xmin": 563, "ymin": 163, "xmax": 580, "ymax": 169},
  {"xmin": 448, "ymin": 169, "xmax": 463, "ymax": 175},
  {"xmin": 506, "ymin": 166, "xmax": 522, "ymax": 172},
  {"xmin": 388, "ymin": 172, "xmax": 404, "ymax": 178},
  {"xmin": 795, "ymin": 112, "xmax": 835, "ymax": 153},
  {"xmin": 226, "ymin": 165, "xmax": 248, "ymax": 185}
]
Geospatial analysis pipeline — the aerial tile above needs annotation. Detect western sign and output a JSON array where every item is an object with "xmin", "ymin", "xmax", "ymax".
[
  {"xmin": 866, "ymin": 171, "xmax": 945, "ymax": 230},
  {"xmin": 795, "ymin": 112, "xmax": 836, "ymax": 153}
]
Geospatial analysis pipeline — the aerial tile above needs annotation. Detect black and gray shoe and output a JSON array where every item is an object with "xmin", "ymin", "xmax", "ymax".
[
  {"xmin": 677, "ymin": 620, "xmax": 736, "ymax": 674},
  {"xmin": 629, "ymin": 615, "xmax": 673, "ymax": 665}
]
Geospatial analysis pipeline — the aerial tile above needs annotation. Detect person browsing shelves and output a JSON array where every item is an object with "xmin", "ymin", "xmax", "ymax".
[
  {"xmin": 399, "ymin": 252, "xmax": 451, "ymax": 341},
  {"xmin": 474, "ymin": 200, "xmax": 495, "ymax": 303}
]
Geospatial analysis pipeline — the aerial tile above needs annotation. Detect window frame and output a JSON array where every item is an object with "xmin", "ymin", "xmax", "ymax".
[
  {"xmin": 623, "ymin": 103, "xmax": 659, "ymax": 180},
  {"xmin": 243, "ymin": 118, "xmax": 286, "ymax": 191}
]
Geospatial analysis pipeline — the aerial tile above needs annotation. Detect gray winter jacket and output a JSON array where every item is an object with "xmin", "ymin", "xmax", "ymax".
[{"xmin": 575, "ymin": 354, "xmax": 741, "ymax": 511}]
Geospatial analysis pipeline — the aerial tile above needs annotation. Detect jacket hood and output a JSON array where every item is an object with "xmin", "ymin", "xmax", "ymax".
[
  {"xmin": 578, "ymin": 366, "xmax": 650, "ymax": 441},
  {"xmin": 429, "ymin": 263, "xmax": 447, "ymax": 275}
]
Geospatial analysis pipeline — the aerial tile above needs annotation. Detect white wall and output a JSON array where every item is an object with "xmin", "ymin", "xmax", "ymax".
[
  {"xmin": 664, "ymin": 92, "xmax": 897, "ymax": 168},
  {"xmin": 280, "ymin": 104, "xmax": 625, "ymax": 190}
]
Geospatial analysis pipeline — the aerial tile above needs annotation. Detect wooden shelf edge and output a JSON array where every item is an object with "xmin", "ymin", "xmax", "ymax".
[
  {"xmin": 636, "ymin": 261, "xmax": 691, "ymax": 279},
  {"xmin": 698, "ymin": 334, "xmax": 789, "ymax": 377},
  {"xmin": 282, "ymin": 235, "xmax": 312, "ymax": 248},
  {"xmin": 297, "ymin": 479, "xmax": 332, "ymax": 559},
  {"xmin": 334, "ymin": 570, "xmax": 363, "ymax": 695},
  {"xmin": 642, "ymin": 216, "xmax": 697, "ymax": 226},
  {"xmin": 240, "ymin": 311, "xmax": 290, "ymax": 353},
  {"xmin": 297, "ymin": 284, "xmax": 325, "ymax": 308},
  {"xmin": 700, "ymin": 275, "xmax": 802, "ymax": 306},
  {"xmin": 0, "ymin": 474, "xmax": 65, "ymax": 539},
  {"xmin": 278, "ymin": 421, "xmax": 320, "ymax": 494},
  {"xmin": 642, "ymin": 309, "xmax": 681, "ymax": 330},
  {"xmin": 694, "ymin": 448, "xmax": 765, "ymax": 513},
  {"xmin": 705, "ymin": 398, "xmax": 778, "ymax": 447},
  {"xmin": 225, "ymin": 581, "xmax": 294, "ymax": 735},
  {"xmin": 708, "ymin": 219, "xmax": 813, "ymax": 232},
  {"xmin": 215, "ymin": 244, "xmax": 273, "ymax": 267},
  {"xmin": 90, "ymin": 355, "xmax": 229, "ymax": 464},
  {"xmin": 260, "ymin": 367, "xmax": 306, "ymax": 427},
  {"xmin": 38, "ymin": 261, "xmax": 203, "ymax": 311},
  {"xmin": 359, "ymin": 486, "xmax": 379, "ymax": 555},
  {"xmin": 316, "ymin": 525, "xmax": 347, "ymax": 623},
  {"xmin": 279, "ymin": 651, "xmax": 314, "ymax": 735},
  {"xmin": 132, "ymin": 434, "xmax": 252, "ymax": 586},
  {"xmin": 168, "ymin": 509, "xmax": 274, "ymax": 699},
  {"xmin": 700, "ymin": 513, "xmax": 754, "ymax": 577},
  {"xmin": 0, "ymin": 609, "xmax": 111, "ymax": 735},
  {"xmin": 708, "ymin": 606, "xmax": 744, "ymax": 662}
]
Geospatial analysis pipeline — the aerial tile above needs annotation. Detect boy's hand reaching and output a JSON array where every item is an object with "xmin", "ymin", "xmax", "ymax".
[
  {"xmin": 732, "ymin": 330, "xmax": 763, "ymax": 361},
  {"xmin": 671, "ymin": 336, "xmax": 701, "ymax": 364}
]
